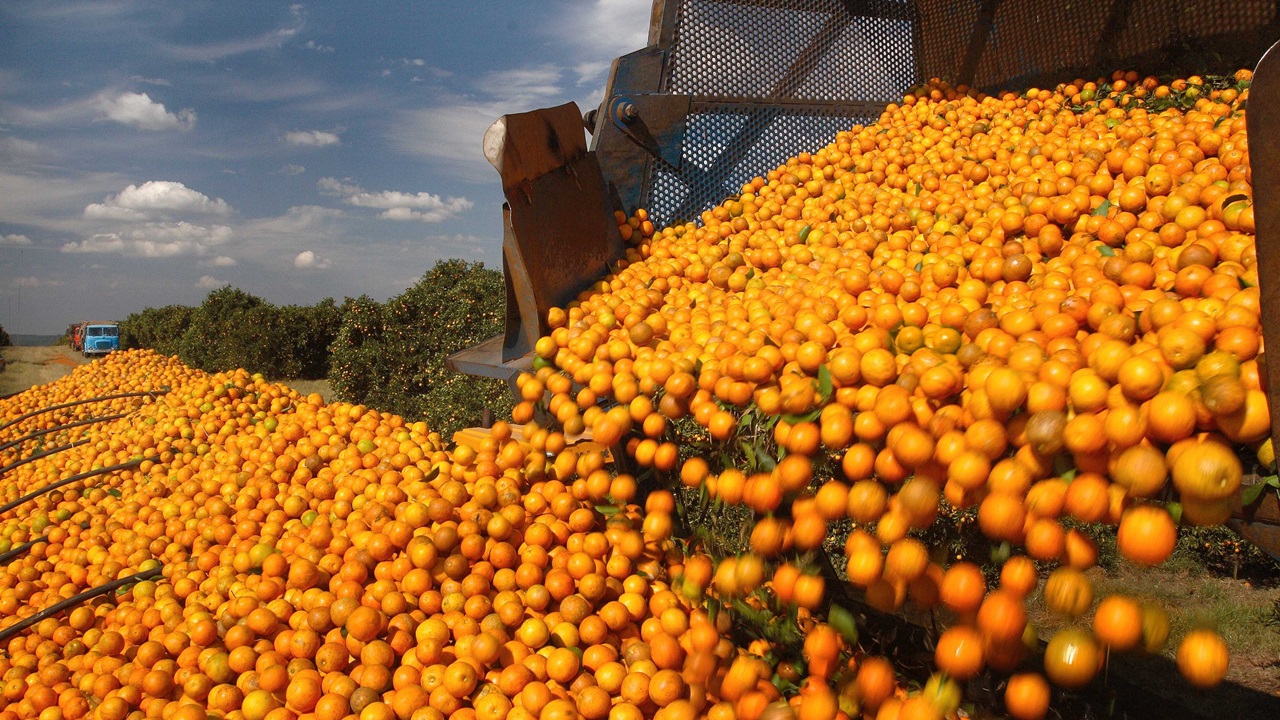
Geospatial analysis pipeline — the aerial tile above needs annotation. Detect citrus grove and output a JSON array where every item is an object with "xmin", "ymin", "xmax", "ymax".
[{"xmin": 0, "ymin": 68, "xmax": 1268, "ymax": 720}]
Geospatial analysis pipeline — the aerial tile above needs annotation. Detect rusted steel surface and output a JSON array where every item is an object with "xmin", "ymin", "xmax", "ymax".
[
  {"xmin": 447, "ymin": 102, "xmax": 626, "ymax": 379},
  {"xmin": 1249, "ymin": 41, "xmax": 1280, "ymax": 468},
  {"xmin": 504, "ymin": 151, "xmax": 625, "ymax": 358},
  {"xmin": 1229, "ymin": 477, "xmax": 1280, "ymax": 560}
]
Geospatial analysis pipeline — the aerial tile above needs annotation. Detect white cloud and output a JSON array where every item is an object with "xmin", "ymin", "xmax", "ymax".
[
  {"xmin": 167, "ymin": 12, "xmax": 303, "ymax": 61},
  {"xmin": 204, "ymin": 255, "xmax": 237, "ymax": 267},
  {"xmin": 1, "ymin": 234, "xmax": 32, "ymax": 246},
  {"xmin": 13, "ymin": 277, "xmax": 64, "ymax": 288},
  {"xmin": 285, "ymin": 130, "xmax": 340, "ymax": 147},
  {"xmin": 245, "ymin": 205, "xmax": 345, "ymax": 237},
  {"xmin": 280, "ymin": 164, "xmax": 306, "ymax": 175},
  {"xmin": 94, "ymin": 92, "xmax": 195, "ymax": 131},
  {"xmin": 0, "ymin": 170, "xmax": 128, "ymax": 231},
  {"xmin": 85, "ymin": 181, "xmax": 231, "ymax": 221},
  {"xmin": 294, "ymin": 250, "xmax": 332, "ymax": 269},
  {"xmin": 390, "ymin": 105, "xmax": 499, "ymax": 182},
  {"xmin": 474, "ymin": 67, "xmax": 565, "ymax": 107},
  {"xmin": 304, "ymin": 40, "xmax": 334, "ymax": 53},
  {"xmin": 566, "ymin": 0, "xmax": 651, "ymax": 60},
  {"xmin": 0, "ymin": 137, "xmax": 43, "ymax": 160},
  {"xmin": 383, "ymin": 58, "xmax": 451, "ymax": 80},
  {"xmin": 62, "ymin": 222, "xmax": 232, "ymax": 257},
  {"xmin": 60, "ymin": 235, "xmax": 125, "ymax": 254},
  {"xmin": 196, "ymin": 275, "xmax": 224, "ymax": 289},
  {"xmin": 129, "ymin": 76, "xmax": 171, "ymax": 86},
  {"xmin": 388, "ymin": 66, "xmax": 575, "ymax": 183},
  {"xmin": 319, "ymin": 177, "xmax": 471, "ymax": 222}
]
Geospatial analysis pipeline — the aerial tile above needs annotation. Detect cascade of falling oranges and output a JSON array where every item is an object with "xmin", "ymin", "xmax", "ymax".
[
  {"xmin": 515, "ymin": 70, "xmax": 1261, "ymax": 717},
  {"xmin": 0, "ymin": 68, "xmax": 1262, "ymax": 720}
]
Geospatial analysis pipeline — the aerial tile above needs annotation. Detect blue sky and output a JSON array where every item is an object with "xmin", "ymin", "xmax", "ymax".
[{"xmin": 0, "ymin": 1, "xmax": 651, "ymax": 334}]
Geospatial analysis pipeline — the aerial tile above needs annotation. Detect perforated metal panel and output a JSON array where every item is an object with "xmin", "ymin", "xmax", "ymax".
[
  {"xmin": 644, "ymin": 104, "xmax": 879, "ymax": 225},
  {"xmin": 916, "ymin": 0, "xmax": 1279, "ymax": 92},
  {"xmin": 666, "ymin": 0, "xmax": 918, "ymax": 101},
  {"xmin": 626, "ymin": 0, "xmax": 917, "ymax": 227},
  {"xmin": 595, "ymin": 0, "xmax": 1279, "ymax": 229}
]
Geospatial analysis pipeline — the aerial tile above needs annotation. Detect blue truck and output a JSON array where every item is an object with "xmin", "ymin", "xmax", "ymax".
[{"xmin": 78, "ymin": 322, "xmax": 119, "ymax": 357}]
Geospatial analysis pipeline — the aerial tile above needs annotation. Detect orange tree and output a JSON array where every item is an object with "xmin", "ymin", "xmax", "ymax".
[
  {"xmin": 329, "ymin": 258, "xmax": 512, "ymax": 439},
  {"xmin": 121, "ymin": 287, "xmax": 341, "ymax": 380}
]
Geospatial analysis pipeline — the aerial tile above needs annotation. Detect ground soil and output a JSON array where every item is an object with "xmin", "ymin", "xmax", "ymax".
[
  {"xmin": 1023, "ymin": 561, "xmax": 1280, "ymax": 719},
  {"xmin": 0, "ymin": 345, "xmax": 89, "ymax": 396}
]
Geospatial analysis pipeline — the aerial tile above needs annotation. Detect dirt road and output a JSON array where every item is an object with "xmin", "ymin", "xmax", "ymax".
[{"xmin": 0, "ymin": 345, "xmax": 89, "ymax": 396}]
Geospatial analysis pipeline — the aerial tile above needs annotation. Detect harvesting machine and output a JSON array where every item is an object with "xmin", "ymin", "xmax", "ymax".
[{"xmin": 446, "ymin": 0, "xmax": 1280, "ymax": 557}]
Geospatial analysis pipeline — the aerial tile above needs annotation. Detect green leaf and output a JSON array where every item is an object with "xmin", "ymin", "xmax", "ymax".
[
  {"xmin": 990, "ymin": 541, "xmax": 1011, "ymax": 565},
  {"xmin": 798, "ymin": 225, "xmax": 811, "ymax": 242},
  {"xmin": 1098, "ymin": 245, "xmax": 1116, "ymax": 257},
  {"xmin": 756, "ymin": 448, "xmax": 778, "ymax": 472},
  {"xmin": 1242, "ymin": 481, "xmax": 1267, "ymax": 507},
  {"xmin": 594, "ymin": 504, "xmax": 621, "ymax": 515},
  {"xmin": 828, "ymin": 604, "xmax": 859, "ymax": 644},
  {"xmin": 1092, "ymin": 199, "xmax": 1113, "ymax": 217},
  {"xmin": 782, "ymin": 410, "xmax": 821, "ymax": 425},
  {"xmin": 1266, "ymin": 475, "xmax": 1280, "ymax": 488},
  {"xmin": 817, "ymin": 365, "xmax": 833, "ymax": 404},
  {"xmin": 1167, "ymin": 501, "xmax": 1183, "ymax": 525}
]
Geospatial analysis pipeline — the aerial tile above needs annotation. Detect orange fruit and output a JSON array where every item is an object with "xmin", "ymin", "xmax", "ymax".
[
  {"xmin": 1092, "ymin": 595, "xmax": 1143, "ymax": 651},
  {"xmin": 1043, "ymin": 568, "xmax": 1092, "ymax": 617},
  {"xmin": 1116, "ymin": 505, "xmax": 1177, "ymax": 567},
  {"xmin": 1176, "ymin": 630, "xmax": 1230, "ymax": 688},
  {"xmin": 1004, "ymin": 673, "xmax": 1051, "ymax": 720},
  {"xmin": 1171, "ymin": 439, "xmax": 1242, "ymax": 502},
  {"xmin": 1043, "ymin": 629, "xmax": 1101, "ymax": 689},
  {"xmin": 934, "ymin": 626, "xmax": 984, "ymax": 681}
]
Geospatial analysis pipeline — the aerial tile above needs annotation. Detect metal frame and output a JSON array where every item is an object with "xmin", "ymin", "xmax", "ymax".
[{"xmin": 1239, "ymin": 39, "xmax": 1280, "ymax": 557}]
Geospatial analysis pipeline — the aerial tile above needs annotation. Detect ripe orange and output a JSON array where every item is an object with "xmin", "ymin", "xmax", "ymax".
[
  {"xmin": 1116, "ymin": 505, "xmax": 1177, "ymax": 566},
  {"xmin": 1004, "ymin": 673, "xmax": 1051, "ymax": 720},
  {"xmin": 1171, "ymin": 439, "xmax": 1242, "ymax": 502},
  {"xmin": 1043, "ymin": 629, "xmax": 1101, "ymax": 689},
  {"xmin": 939, "ymin": 563, "xmax": 986, "ymax": 615},
  {"xmin": 1176, "ymin": 630, "xmax": 1230, "ymax": 688},
  {"xmin": 1092, "ymin": 595, "xmax": 1143, "ymax": 651},
  {"xmin": 1043, "ymin": 568, "xmax": 1093, "ymax": 617},
  {"xmin": 934, "ymin": 626, "xmax": 985, "ymax": 681}
]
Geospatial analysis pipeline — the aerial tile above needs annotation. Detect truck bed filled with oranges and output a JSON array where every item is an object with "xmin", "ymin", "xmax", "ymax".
[{"xmin": 0, "ymin": 70, "xmax": 1274, "ymax": 720}]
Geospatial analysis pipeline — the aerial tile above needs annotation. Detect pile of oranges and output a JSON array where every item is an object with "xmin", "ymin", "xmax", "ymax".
[
  {"xmin": 0, "ymin": 67, "xmax": 1264, "ymax": 720},
  {"xmin": 515, "ymin": 70, "xmax": 1261, "ymax": 717},
  {"xmin": 0, "ymin": 351, "xmax": 783, "ymax": 720}
]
